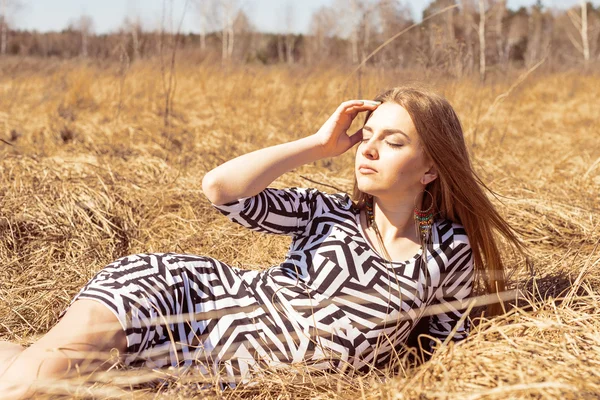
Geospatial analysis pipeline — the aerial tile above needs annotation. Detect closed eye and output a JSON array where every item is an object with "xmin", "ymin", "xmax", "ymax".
[
  {"xmin": 386, "ymin": 142, "xmax": 403, "ymax": 148},
  {"xmin": 361, "ymin": 138, "xmax": 403, "ymax": 148}
]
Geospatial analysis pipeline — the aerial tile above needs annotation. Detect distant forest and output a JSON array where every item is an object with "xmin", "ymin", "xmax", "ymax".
[{"xmin": 1, "ymin": 0, "xmax": 599, "ymax": 76}]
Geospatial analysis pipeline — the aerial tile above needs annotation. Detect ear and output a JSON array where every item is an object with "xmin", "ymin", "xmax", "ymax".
[{"xmin": 420, "ymin": 164, "xmax": 438, "ymax": 185}]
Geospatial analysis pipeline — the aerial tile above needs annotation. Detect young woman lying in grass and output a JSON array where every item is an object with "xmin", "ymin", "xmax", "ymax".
[{"xmin": 0, "ymin": 86, "xmax": 524, "ymax": 398}]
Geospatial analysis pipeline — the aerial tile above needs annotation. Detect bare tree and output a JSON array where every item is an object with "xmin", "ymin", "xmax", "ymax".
[
  {"xmin": 581, "ymin": 0, "xmax": 590, "ymax": 64},
  {"xmin": 376, "ymin": 0, "xmax": 413, "ymax": 67},
  {"xmin": 193, "ymin": 0, "xmax": 213, "ymax": 52},
  {"xmin": 0, "ymin": 0, "xmax": 22, "ymax": 55},
  {"xmin": 492, "ymin": 0, "xmax": 508, "ymax": 68},
  {"xmin": 567, "ymin": 1, "xmax": 591, "ymax": 67},
  {"xmin": 460, "ymin": 0, "xmax": 477, "ymax": 74},
  {"xmin": 201, "ymin": 0, "xmax": 247, "ymax": 62},
  {"xmin": 276, "ymin": 1, "xmax": 293, "ymax": 64},
  {"xmin": 158, "ymin": 0, "xmax": 189, "ymax": 139},
  {"xmin": 478, "ymin": 0, "xmax": 486, "ymax": 82},
  {"xmin": 192, "ymin": 0, "xmax": 229, "ymax": 60},
  {"xmin": 307, "ymin": 6, "xmax": 338, "ymax": 64},
  {"xmin": 505, "ymin": 7, "xmax": 528, "ymax": 65},
  {"xmin": 122, "ymin": 16, "xmax": 142, "ymax": 60},
  {"xmin": 525, "ymin": 0, "xmax": 546, "ymax": 67},
  {"xmin": 284, "ymin": 1, "xmax": 295, "ymax": 65},
  {"xmin": 333, "ymin": 0, "xmax": 378, "ymax": 97},
  {"xmin": 446, "ymin": 0, "xmax": 456, "ymax": 44},
  {"xmin": 231, "ymin": 8, "xmax": 253, "ymax": 61},
  {"xmin": 422, "ymin": 0, "xmax": 460, "ymax": 75},
  {"xmin": 71, "ymin": 15, "xmax": 94, "ymax": 58},
  {"xmin": 221, "ymin": 0, "xmax": 237, "ymax": 61},
  {"xmin": 333, "ymin": 0, "xmax": 377, "ymax": 64},
  {"xmin": 0, "ymin": 0, "xmax": 8, "ymax": 55},
  {"xmin": 277, "ymin": 31, "xmax": 284, "ymax": 63}
]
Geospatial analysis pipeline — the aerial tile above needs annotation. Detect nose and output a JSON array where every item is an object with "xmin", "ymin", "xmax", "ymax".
[{"xmin": 360, "ymin": 137, "xmax": 378, "ymax": 160}]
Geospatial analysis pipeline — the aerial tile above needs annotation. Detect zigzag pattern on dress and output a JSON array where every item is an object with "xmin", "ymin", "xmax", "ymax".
[{"xmin": 59, "ymin": 187, "xmax": 474, "ymax": 384}]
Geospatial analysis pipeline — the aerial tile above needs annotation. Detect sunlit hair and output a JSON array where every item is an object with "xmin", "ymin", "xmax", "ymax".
[{"xmin": 352, "ymin": 85, "xmax": 526, "ymax": 317}]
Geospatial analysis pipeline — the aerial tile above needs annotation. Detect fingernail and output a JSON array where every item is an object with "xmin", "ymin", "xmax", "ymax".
[{"xmin": 363, "ymin": 100, "xmax": 381, "ymax": 105}]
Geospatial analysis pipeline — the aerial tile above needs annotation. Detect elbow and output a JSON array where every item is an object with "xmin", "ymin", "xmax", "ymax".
[{"xmin": 202, "ymin": 171, "xmax": 223, "ymax": 205}]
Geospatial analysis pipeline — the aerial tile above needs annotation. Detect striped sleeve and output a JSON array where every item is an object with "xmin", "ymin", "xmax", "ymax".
[
  {"xmin": 210, "ymin": 187, "xmax": 324, "ymax": 236},
  {"xmin": 428, "ymin": 223, "xmax": 474, "ymax": 351}
]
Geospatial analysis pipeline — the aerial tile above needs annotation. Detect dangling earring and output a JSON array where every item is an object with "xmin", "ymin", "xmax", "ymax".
[{"xmin": 414, "ymin": 190, "xmax": 434, "ymax": 241}]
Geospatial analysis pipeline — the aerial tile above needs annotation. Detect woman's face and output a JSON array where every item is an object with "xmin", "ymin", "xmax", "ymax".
[{"xmin": 355, "ymin": 102, "xmax": 436, "ymax": 199}]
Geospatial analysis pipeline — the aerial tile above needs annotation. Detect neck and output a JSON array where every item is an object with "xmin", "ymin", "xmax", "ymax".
[{"xmin": 371, "ymin": 192, "xmax": 423, "ymax": 243}]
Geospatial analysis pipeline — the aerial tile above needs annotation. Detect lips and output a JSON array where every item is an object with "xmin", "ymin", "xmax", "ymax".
[{"xmin": 358, "ymin": 164, "xmax": 377, "ymax": 174}]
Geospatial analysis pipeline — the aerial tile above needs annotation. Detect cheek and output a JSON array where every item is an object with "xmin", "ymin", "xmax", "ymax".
[{"xmin": 384, "ymin": 154, "xmax": 423, "ymax": 180}]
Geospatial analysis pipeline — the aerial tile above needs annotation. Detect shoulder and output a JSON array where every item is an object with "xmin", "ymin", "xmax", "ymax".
[
  {"xmin": 283, "ymin": 187, "xmax": 353, "ymax": 210},
  {"xmin": 321, "ymin": 190, "xmax": 354, "ymax": 211},
  {"xmin": 434, "ymin": 219, "xmax": 471, "ymax": 251}
]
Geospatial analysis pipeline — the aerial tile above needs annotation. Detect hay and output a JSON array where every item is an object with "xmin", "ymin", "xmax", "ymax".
[{"xmin": 0, "ymin": 59, "xmax": 599, "ymax": 398}]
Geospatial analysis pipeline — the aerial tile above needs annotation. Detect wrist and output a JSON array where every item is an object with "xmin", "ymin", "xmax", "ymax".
[{"xmin": 298, "ymin": 134, "xmax": 329, "ymax": 161}]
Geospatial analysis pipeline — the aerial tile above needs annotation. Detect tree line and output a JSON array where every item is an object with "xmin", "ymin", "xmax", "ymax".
[{"xmin": 1, "ymin": 0, "xmax": 599, "ymax": 76}]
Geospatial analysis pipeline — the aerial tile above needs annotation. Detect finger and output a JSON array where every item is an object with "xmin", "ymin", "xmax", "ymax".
[
  {"xmin": 344, "ymin": 105, "xmax": 374, "ymax": 116},
  {"xmin": 337, "ymin": 100, "xmax": 380, "ymax": 113},
  {"xmin": 335, "ymin": 101, "xmax": 363, "ymax": 115},
  {"xmin": 344, "ymin": 102, "xmax": 380, "ymax": 115},
  {"xmin": 343, "ymin": 107, "xmax": 374, "ymax": 120},
  {"xmin": 339, "ymin": 100, "xmax": 368, "ymax": 109},
  {"xmin": 356, "ymin": 99, "xmax": 381, "ymax": 107}
]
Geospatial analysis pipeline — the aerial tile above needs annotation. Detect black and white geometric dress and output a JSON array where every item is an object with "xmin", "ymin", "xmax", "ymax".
[{"xmin": 59, "ymin": 187, "xmax": 474, "ymax": 383}]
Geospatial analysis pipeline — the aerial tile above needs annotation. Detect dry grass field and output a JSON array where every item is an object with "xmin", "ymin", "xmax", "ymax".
[{"xmin": 0, "ymin": 57, "xmax": 599, "ymax": 398}]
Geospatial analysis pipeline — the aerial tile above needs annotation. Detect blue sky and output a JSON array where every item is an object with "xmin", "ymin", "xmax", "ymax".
[{"xmin": 15, "ymin": 0, "xmax": 600, "ymax": 35}]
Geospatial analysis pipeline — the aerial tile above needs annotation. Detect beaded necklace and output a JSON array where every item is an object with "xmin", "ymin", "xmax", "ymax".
[{"xmin": 363, "ymin": 194, "xmax": 435, "ymax": 334}]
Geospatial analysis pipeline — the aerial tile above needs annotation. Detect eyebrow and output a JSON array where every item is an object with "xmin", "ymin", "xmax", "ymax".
[{"xmin": 363, "ymin": 125, "xmax": 411, "ymax": 143}]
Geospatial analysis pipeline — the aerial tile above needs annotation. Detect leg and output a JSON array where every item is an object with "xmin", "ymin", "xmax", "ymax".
[{"xmin": 0, "ymin": 299, "xmax": 128, "ymax": 399}]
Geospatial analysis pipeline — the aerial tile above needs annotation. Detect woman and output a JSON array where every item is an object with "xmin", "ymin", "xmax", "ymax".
[{"xmin": 0, "ymin": 86, "xmax": 524, "ymax": 397}]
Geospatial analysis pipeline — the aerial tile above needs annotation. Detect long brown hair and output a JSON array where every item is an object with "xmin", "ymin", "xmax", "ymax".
[{"xmin": 352, "ymin": 85, "xmax": 526, "ymax": 317}]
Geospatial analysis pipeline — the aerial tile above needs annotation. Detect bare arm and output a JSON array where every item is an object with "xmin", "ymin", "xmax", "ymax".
[{"xmin": 202, "ymin": 100, "xmax": 380, "ymax": 205}]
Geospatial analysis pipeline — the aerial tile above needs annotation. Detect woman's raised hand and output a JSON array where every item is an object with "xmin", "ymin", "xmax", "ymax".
[
  {"xmin": 203, "ymin": 99, "xmax": 380, "ymax": 205},
  {"xmin": 314, "ymin": 100, "xmax": 381, "ymax": 158}
]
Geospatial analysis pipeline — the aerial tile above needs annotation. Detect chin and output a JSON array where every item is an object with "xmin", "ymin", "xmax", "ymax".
[{"xmin": 356, "ymin": 178, "xmax": 380, "ymax": 196}]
